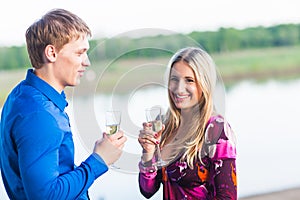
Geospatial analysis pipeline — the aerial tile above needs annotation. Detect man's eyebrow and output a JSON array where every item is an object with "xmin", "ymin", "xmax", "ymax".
[{"xmin": 78, "ymin": 47, "xmax": 89, "ymax": 52}]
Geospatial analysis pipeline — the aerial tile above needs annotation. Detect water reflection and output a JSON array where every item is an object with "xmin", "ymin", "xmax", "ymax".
[{"xmin": 226, "ymin": 79, "xmax": 300, "ymax": 197}]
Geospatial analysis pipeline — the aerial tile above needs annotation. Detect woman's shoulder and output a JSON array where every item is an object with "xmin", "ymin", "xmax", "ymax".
[
  {"xmin": 207, "ymin": 114, "xmax": 235, "ymax": 135},
  {"xmin": 203, "ymin": 114, "xmax": 236, "ymax": 159},
  {"xmin": 205, "ymin": 115, "xmax": 227, "ymax": 143}
]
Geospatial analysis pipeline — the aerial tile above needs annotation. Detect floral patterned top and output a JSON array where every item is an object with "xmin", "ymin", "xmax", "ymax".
[{"xmin": 139, "ymin": 115, "xmax": 237, "ymax": 200}]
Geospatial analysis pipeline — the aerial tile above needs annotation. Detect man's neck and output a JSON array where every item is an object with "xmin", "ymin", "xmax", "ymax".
[{"xmin": 33, "ymin": 67, "xmax": 64, "ymax": 93}]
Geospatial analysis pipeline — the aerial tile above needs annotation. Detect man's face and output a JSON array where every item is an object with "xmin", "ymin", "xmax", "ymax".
[{"xmin": 53, "ymin": 36, "xmax": 90, "ymax": 89}]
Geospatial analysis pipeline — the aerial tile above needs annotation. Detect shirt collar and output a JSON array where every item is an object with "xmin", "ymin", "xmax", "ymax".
[{"xmin": 25, "ymin": 69, "xmax": 68, "ymax": 111}]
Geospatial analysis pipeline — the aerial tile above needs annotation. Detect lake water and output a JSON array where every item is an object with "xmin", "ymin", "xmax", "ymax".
[{"xmin": 1, "ymin": 78, "xmax": 300, "ymax": 200}]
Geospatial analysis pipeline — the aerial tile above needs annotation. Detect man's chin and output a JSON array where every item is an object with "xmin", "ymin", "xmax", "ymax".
[{"xmin": 75, "ymin": 79, "xmax": 81, "ymax": 86}]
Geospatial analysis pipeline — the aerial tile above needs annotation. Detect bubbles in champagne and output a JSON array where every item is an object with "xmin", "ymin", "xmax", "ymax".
[
  {"xmin": 152, "ymin": 120, "xmax": 162, "ymax": 132},
  {"xmin": 106, "ymin": 124, "xmax": 118, "ymax": 135}
]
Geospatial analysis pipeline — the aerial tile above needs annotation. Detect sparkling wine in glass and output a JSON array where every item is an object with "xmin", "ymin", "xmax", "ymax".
[
  {"xmin": 105, "ymin": 110, "xmax": 121, "ymax": 169},
  {"xmin": 105, "ymin": 110, "xmax": 121, "ymax": 135},
  {"xmin": 145, "ymin": 106, "xmax": 167, "ymax": 167}
]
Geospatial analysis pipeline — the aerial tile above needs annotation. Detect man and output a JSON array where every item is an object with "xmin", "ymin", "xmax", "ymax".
[{"xmin": 0, "ymin": 8, "xmax": 126, "ymax": 199}]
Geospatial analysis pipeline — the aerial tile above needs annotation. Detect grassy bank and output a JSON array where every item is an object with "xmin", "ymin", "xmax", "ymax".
[
  {"xmin": 1, "ymin": 45, "xmax": 300, "ymax": 106},
  {"xmin": 213, "ymin": 45, "xmax": 300, "ymax": 84}
]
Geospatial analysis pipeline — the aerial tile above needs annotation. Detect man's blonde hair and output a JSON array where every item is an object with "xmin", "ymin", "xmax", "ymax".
[{"xmin": 25, "ymin": 8, "xmax": 91, "ymax": 69}]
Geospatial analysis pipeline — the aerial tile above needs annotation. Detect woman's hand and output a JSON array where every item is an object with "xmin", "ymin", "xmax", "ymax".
[{"xmin": 138, "ymin": 122, "xmax": 164, "ymax": 162}]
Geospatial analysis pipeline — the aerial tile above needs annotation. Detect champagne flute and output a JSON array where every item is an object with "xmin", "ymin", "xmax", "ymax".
[
  {"xmin": 105, "ymin": 110, "xmax": 121, "ymax": 135},
  {"xmin": 145, "ymin": 106, "xmax": 167, "ymax": 167},
  {"xmin": 105, "ymin": 110, "xmax": 121, "ymax": 169}
]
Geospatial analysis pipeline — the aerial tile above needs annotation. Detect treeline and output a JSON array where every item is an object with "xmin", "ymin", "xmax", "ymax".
[{"xmin": 1, "ymin": 23, "xmax": 300, "ymax": 70}]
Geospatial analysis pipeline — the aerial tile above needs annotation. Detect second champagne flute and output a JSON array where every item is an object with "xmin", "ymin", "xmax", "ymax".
[{"xmin": 145, "ymin": 106, "xmax": 167, "ymax": 167}]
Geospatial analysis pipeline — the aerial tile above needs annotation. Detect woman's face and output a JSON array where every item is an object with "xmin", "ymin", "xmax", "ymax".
[{"xmin": 169, "ymin": 61, "xmax": 202, "ymax": 111}]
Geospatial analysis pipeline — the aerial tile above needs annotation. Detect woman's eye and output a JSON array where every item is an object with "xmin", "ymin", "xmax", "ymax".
[{"xmin": 187, "ymin": 79, "xmax": 194, "ymax": 83}]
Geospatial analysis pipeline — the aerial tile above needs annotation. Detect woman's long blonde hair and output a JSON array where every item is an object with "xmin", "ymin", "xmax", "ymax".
[{"xmin": 161, "ymin": 47, "xmax": 217, "ymax": 168}]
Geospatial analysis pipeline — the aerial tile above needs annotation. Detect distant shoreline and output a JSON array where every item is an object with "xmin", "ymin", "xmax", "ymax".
[
  {"xmin": 0, "ymin": 66, "xmax": 299, "ymax": 107},
  {"xmin": 222, "ymin": 66, "xmax": 300, "ymax": 84},
  {"xmin": 239, "ymin": 187, "xmax": 300, "ymax": 200},
  {"xmin": 1, "ymin": 45, "xmax": 300, "ymax": 106}
]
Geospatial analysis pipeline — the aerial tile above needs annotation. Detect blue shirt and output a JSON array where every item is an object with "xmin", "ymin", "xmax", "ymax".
[{"xmin": 0, "ymin": 69, "xmax": 108, "ymax": 200}]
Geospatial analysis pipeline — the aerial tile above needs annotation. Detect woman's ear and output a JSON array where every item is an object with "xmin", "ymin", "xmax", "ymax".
[{"xmin": 44, "ymin": 44, "xmax": 57, "ymax": 63}]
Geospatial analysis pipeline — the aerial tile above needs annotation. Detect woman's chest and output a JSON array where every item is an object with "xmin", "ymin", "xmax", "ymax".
[{"xmin": 162, "ymin": 158, "xmax": 213, "ymax": 187}]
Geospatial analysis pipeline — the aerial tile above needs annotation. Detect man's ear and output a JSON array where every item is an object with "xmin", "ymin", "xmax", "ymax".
[{"xmin": 44, "ymin": 44, "xmax": 57, "ymax": 62}]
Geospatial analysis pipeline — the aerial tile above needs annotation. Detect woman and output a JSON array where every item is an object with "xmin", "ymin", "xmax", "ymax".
[{"xmin": 138, "ymin": 47, "xmax": 237, "ymax": 199}]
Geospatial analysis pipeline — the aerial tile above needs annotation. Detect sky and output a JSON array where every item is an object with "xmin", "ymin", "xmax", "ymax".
[{"xmin": 0, "ymin": 0, "xmax": 299, "ymax": 46}]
